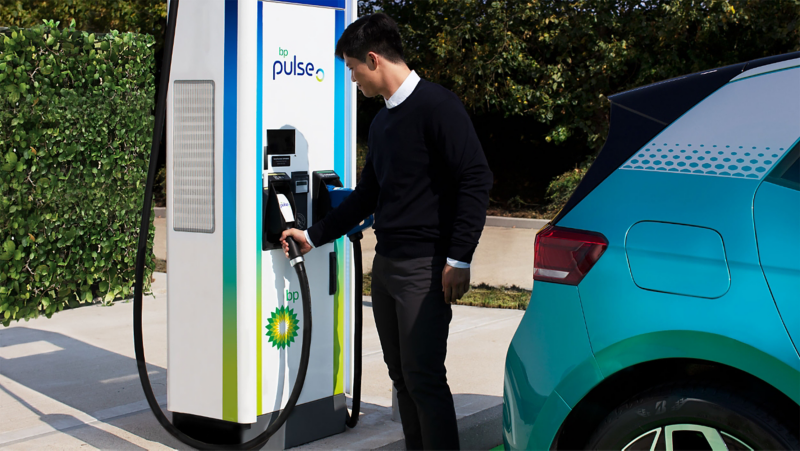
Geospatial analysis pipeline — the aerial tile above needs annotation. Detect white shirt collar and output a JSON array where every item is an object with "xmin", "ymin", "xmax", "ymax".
[{"xmin": 385, "ymin": 70, "xmax": 421, "ymax": 109}]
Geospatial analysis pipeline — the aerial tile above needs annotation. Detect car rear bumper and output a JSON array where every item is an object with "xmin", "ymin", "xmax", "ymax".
[{"xmin": 502, "ymin": 281, "xmax": 603, "ymax": 450}]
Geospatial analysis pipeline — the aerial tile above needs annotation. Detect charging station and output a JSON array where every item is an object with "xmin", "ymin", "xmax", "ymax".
[{"xmin": 162, "ymin": 0, "xmax": 359, "ymax": 447}]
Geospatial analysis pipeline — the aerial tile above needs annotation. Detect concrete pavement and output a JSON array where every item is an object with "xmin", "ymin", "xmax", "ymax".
[
  {"xmin": 154, "ymin": 217, "xmax": 167, "ymax": 263},
  {"xmin": 0, "ymin": 273, "xmax": 523, "ymax": 450}
]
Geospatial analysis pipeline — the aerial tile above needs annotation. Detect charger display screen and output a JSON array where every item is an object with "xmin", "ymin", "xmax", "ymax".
[{"xmin": 267, "ymin": 129, "xmax": 295, "ymax": 155}]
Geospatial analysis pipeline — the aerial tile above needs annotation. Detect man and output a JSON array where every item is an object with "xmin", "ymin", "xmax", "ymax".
[{"xmin": 281, "ymin": 13, "xmax": 492, "ymax": 450}]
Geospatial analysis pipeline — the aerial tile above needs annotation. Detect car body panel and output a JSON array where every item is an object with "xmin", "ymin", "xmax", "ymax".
[
  {"xmin": 558, "ymin": 170, "xmax": 800, "ymax": 377},
  {"xmin": 504, "ymin": 329, "xmax": 800, "ymax": 450},
  {"xmin": 526, "ymin": 390, "xmax": 571, "ymax": 451},
  {"xmin": 592, "ymin": 331, "xmax": 800, "ymax": 404},
  {"xmin": 754, "ymin": 180, "xmax": 800, "ymax": 354},
  {"xmin": 551, "ymin": 349, "xmax": 604, "ymax": 409},
  {"xmin": 502, "ymin": 385, "xmax": 572, "ymax": 451},
  {"xmin": 502, "ymin": 281, "xmax": 600, "ymax": 450}
]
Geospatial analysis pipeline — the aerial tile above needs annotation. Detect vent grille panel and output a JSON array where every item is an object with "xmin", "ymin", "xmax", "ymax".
[{"xmin": 173, "ymin": 81, "xmax": 215, "ymax": 233}]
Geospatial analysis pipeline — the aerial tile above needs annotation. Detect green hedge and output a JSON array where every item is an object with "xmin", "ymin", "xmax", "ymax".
[{"xmin": 0, "ymin": 21, "xmax": 156, "ymax": 326}]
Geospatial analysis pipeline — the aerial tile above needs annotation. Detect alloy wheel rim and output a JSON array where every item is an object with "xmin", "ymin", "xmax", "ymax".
[{"xmin": 622, "ymin": 424, "xmax": 754, "ymax": 451}]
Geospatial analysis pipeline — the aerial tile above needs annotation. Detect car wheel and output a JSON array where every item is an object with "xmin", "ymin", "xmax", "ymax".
[{"xmin": 586, "ymin": 382, "xmax": 799, "ymax": 450}]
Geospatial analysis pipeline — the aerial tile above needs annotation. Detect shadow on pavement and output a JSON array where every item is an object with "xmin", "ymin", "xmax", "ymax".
[
  {"xmin": 0, "ymin": 382, "xmax": 149, "ymax": 450},
  {"xmin": 0, "ymin": 327, "xmax": 172, "ymax": 449}
]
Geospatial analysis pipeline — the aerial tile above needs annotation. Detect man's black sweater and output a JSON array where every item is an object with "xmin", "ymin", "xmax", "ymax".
[{"xmin": 307, "ymin": 79, "xmax": 493, "ymax": 263}]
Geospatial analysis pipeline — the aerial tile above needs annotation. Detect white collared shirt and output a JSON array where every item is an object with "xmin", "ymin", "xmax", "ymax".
[
  {"xmin": 305, "ymin": 70, "xmax": 470, "ymax": 269},
  {"xmin": 385, "ymin": 70, "xmax": 421, "ymax": 109}
]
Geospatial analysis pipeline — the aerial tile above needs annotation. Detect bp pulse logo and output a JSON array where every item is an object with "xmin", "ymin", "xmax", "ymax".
[
  {"xmin": 274, "ymin": 47, "xmax": 324, "ymax": 82},
  {"xmin": 266, "ymin": 305, "xmax": 298, "ymax": 349}
]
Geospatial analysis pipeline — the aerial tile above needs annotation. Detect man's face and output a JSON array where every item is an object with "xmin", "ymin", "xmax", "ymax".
[{"xmin": 344, "ymin": 53, "xmax": 380, "ymax": 98}]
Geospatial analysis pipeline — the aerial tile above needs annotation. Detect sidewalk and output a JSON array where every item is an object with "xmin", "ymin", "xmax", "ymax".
[
  {"xmin": 0, "ymin": 273, "xmax": 523, "ymax": 450},
  {"xmin": 359, "ymin": 221, "xmax": 544, "ymax": 290}
]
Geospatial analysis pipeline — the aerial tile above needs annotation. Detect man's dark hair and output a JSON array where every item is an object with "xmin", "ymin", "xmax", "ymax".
[{"xmin": 335, "ymin": 13, "xmax": 404, "ymax": 64}]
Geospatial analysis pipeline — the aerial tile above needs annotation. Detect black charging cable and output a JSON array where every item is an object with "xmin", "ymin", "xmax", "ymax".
[
  {"xmin": 346, "ymin": 232, "xmax": 364, "ymax": 428},
  {"xmin": 133, "ymin": 1, "xmax": 313, "ymax": 448}
]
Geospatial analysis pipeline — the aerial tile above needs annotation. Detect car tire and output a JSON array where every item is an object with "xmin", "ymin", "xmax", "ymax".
[{"xmin": 586, "ymin": 382, "xmax": 799, "ymax": 450}]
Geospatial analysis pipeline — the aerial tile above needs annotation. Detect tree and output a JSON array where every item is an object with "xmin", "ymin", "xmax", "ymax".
[
  {"xmin": 0, "ymin": 0, "xmax": 167, "ymax": 49},
  {"xmin": 360, "ymin": 0, "xmax": 800, "ymax": 210}
]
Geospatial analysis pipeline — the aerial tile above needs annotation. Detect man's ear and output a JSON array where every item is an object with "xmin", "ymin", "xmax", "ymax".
[{"xmin": 366, "ymin": 52, "xmax": 379, "ymax": 71}]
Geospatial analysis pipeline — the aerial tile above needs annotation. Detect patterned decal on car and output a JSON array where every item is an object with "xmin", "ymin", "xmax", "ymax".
[{"xmin": 621, "ymin": 143, "xmax": 788, "ymax": 179}]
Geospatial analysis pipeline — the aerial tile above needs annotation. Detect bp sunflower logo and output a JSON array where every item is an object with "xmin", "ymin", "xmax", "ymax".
[{"xmin": 266, "ymin": 306, "xmax": 299, "ymax": 349}]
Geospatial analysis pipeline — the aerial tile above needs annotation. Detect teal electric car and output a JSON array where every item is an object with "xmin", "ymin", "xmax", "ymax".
[{"xmin": 503, "ymin": 52, "xmax": 800, "ymax": 450}]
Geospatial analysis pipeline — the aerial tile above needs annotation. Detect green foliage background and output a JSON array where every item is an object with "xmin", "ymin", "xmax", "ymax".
[
  {"xmin": 0, "ymin": 22, "xmax": 155, "ymax": 325},
  {"xmin": 0, "ymin": 0, "xmax": 168, "ymax": 50},
  {"xmin": 361, "ymin": 0, "xmax": 800, "ymax": 212},
  {"xmin": 4, "ymin": 1, "xmax": 799, "ymax": 215}
]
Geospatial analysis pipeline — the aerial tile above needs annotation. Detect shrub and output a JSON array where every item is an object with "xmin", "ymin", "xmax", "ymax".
[
  {"xmin": 0, "ymin": 21, "xmax": 156, "ymax": 325},
  {"xmin": 545, "ymin": 155, "xmax": 595, "ymax": 214}
]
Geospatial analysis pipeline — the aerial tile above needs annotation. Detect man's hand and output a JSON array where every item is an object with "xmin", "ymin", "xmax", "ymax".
[
  {"xmin": 442, "ymin": 265, "xmax": 470, "ymax": 305},
  {"xmin": 280, "ymin": 229, "xmax": 313, "ymax": 259}
]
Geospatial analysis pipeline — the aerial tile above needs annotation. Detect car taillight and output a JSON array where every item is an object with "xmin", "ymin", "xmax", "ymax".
[{"xmin": 533, "ymin": 225, "xmax": 608, "ymax": 285}]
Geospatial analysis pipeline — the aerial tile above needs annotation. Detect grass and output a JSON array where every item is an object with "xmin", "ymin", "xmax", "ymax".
[
  {"xmin": 456, "ymin": 283, "xmax": 530, "ymax": 310},
  {"xmin": 486, "ymin": 205, "xmax": 555, "ymax": 219},
  {"xmin": 363, "ymin": 272, "xmax": 530, "ymax": 310}
]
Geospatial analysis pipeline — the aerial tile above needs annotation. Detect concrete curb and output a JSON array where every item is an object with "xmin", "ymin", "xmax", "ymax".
[
  {"xmin": 374, "ymin": 403, "xmax": 503, "ymax": 451},
  {"xmin": 457, "ymin": 404, "xmax": 504, "ymax": 451},
  {"xmin": 485, "ymin": 216, "xmax": 549, "ymax": 229},
  {"xmin": 154, "ymin": 207, "xmax": 166, "ymax": 218}
]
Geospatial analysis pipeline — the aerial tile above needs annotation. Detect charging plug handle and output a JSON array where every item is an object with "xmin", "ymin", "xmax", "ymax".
[{"xmin": 286, "ymin": 235, "xmax": 304, "ymax": 267}]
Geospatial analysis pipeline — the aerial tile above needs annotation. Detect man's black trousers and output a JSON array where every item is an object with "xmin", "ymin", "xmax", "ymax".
[{"xmin": 371, "ymin": 254, "xmax": 460, "ymax": 450}]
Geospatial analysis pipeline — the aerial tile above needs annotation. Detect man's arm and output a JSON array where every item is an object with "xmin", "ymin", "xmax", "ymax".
[
  {"xmin": 432, "ymin": 96, "xmax": 493, "ymax": 263},
  {"xmin": 430, "ymin": 96, "xmax": 494, "ymax": 303},
  {"xmin": 281, "ymin": 150, "xmax": 379, "ymax": 257}
]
